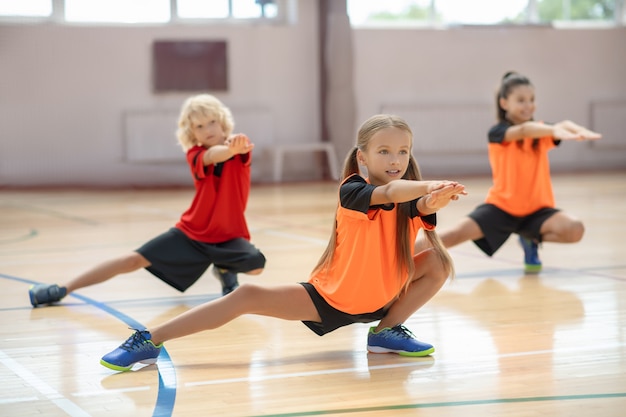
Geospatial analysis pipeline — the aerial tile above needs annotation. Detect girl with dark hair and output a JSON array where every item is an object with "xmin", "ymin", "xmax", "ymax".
[{"xmin": 415, "ymin": 71, "xmax": 601, "ymax": 273}]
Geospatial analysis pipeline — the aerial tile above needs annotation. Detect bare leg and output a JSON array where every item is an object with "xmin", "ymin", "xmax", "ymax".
[
  {"xmin": 149, "ymin": 283, "xmax": 320, "ymax": 345},
  {"xmin": 375, "ymin": 248, "xmax": 449, "ymax": 331},
  {"xmin": 414, "ymin": 217, "xmax": 483, "ymax": 253},
  {"xmin": 65, "ymin": 252, "xmax": 150, "ymax": 293},
  {"xmin": 539, "ymin": 211, "xmax": 584, "ymax": 243}
]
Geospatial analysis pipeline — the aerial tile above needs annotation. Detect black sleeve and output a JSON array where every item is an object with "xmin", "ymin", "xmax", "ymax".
[
  {"xmin": 412, "ymin": 197, "xmax": 436, "ymax": 225},
  {"xmin": 488, "ymin": 121, "xmax": 512, "ymax": 144},
  {"xmin": 339, "ymin": 175, "xmax": 377, "ymax": 214},
  {"xmin": 421, "ymin": 213, "xmax": 437, "ymax": 227}
]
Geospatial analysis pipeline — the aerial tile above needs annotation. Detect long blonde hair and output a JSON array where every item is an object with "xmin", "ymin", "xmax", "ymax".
[
  {"xmin": 176, "ymin": 94, "xmax": 235, "ymax": 151},
  {"xmin": 313, "ymin": 114, "xmax": 454, "ymax": 293}
]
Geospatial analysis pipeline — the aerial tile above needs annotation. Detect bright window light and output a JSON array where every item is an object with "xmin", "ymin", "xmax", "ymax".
[
  {"xmin": 232, "ymin": 0, "xmax": 277, "ymax": 18},
  {"xmin": 348, "ymin": 0, "xmax": 616, "ymax": 25},
  {"xmin": 65, "ymin": 0, "xmax": 170, "ymax": 23},
  {"xmin": 435, "ymin": 0, "xmax": 528, "ymax": 24},
  {"xmin": 348, "ymin": 0, "xmax": 431, "ymax": 25},
  {"xmin": 178, "ymin": 0, "xmax": 229, "ymax": 19},
  {"xmin": 0, "ymin": 0, "xmax": 52, "ymax": 16}
]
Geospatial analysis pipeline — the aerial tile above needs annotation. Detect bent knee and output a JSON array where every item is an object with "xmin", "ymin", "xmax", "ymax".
[
  {"xmin": 226, "ymin": 283, "xmax": 271, "ymax": 309},
  {"xmin": 556, "ymin": 219, "xmax": 584, "ymax": 243},
  {"xmin": 234, "ymin": 282, "xmax": 265, "ymax": 297},
  {"xmin": 414, "ymin": 248, "xmax": 451, "ymax": 282},
  {"xmin": 568, "ymin": 221, "xmax": 584, "ymax": 242}
]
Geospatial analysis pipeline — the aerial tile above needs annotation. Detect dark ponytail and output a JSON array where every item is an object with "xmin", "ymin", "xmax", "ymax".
[
  {"xmin": 496, "ymin": 71, "xmax": 532, "ymax": 122},
  {"xmin": 497, "ymin": 71, "xmax": 539, "ymax": 150}
]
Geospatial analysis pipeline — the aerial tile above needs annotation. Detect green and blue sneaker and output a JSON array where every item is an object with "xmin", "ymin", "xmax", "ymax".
[
  {"xmin": 519, "ymin": 235, "xmax": 542, "ymax": 274},
  {"xmin": 367, "ymin": 324, "xmax": 434, "ymax": 357},
  {"xmin": 100, "ymin": 329, "xmax": 162, "ymax": 372}
]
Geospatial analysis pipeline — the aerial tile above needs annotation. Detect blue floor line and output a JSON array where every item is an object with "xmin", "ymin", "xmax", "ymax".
[{"xmin": 1, "ymin": 273, "xmax": 177, "ymax": 417}]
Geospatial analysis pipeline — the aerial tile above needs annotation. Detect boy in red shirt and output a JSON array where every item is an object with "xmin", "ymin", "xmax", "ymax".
[{"xmin": 29, "ymin": 94, "xmax": 266, "ymax": 306}]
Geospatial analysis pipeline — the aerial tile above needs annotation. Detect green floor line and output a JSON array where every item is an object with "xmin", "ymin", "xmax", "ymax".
[{"xmin": 251, "ymin": 392, "xmax": 626, "ymax": 417}]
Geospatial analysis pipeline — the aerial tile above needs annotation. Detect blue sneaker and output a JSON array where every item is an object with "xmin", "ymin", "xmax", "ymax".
[
  {"xmin": 29, "ymin": 284, "xmax": 67, "ymax": 307},
  {"xmin": 213, "ymin": 266, "xmax": 239, "ymax": 296},
  {"xmin": 100, "ymin": 329, "xmax": 162, "ymax": 372},
  {"xmin": 519, "ymin": 236, "xmax": 542, "ymax": 274},
  {"xmin": 367, "ymin": 324, "xmax": 434, "ymax": 357}
]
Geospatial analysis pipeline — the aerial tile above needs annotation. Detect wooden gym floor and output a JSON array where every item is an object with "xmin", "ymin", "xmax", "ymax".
[{"xmin": 1, "ymin": 171, "xmax": 625, "ymax": 416}]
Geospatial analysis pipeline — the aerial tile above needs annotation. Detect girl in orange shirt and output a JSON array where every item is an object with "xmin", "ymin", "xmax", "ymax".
[
  {"xmin": 415, "ymin": 72, "xmax": 601, "ymax": 273},
  {"xmin": 100, "ymin": 114, "xmax": 467, "ymax": 372}
]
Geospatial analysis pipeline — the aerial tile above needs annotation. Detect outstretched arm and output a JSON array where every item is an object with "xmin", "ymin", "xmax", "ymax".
[
  {"xmin": 555, "ymin": 120, "xmax": 602, "ymax": 141},
  {"xmin": 504, "ymin": 121, "xmax": 601, "ymax": 142},
  {"xmin": 370, "ymin": 179, "xmax": 467, "ymax": 209},
  {"xmin": 202, "ymin": 134, "xmax": 255, "ymax": 165}
]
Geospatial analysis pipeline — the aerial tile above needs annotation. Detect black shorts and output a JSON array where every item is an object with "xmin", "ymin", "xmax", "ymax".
[
  {"xmin": 300, "ymin": 282, "xmax": 386, "ymax": 336},
  {"xmin": 136, "ymin": 228, "xmax": 266, "ymax": 292},
  {"xmin": 468, "ymin": 204, "xmax": 559, "ymax": 256}
]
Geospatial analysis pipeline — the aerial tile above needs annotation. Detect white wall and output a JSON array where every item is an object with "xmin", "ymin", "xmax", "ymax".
[
  {"xmin": 0, "ymin": 4, "xmax": 625, "ymax": 186},
  {"xmin": 0, "ymin": 1, "xmax": 321, "ymax": 186},
  {"xmin": 353, "ymin": 26, "xmax": 626, "ymax": 177}
]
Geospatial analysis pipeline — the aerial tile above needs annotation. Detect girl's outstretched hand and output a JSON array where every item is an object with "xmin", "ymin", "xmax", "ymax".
[
  {"xmin": 424, "ymin": 181, "xmax": 467, "ymax": 210},
  {"xmin": 226, "ymin": 134, "xmax": 255, "ymax": 154},
  {"xmin": 554, "ymin": 121, "xmax": 602, "ymax": 141}
]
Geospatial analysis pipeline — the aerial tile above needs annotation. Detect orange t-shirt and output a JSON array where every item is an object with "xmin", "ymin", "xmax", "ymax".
[
  {"xmin": 485, "ymin": 122, "xmax": 559, "ymax": 217},
  {"xmin": 308, "ymin": 175, "xmax": 435, "ymax": 315}
]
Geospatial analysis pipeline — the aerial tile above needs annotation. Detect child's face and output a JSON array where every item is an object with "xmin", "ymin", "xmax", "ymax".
[
  {"xmin": 190, "ymin": 113, "xmax": 227, "ymax": 148},
  {"xmin": 500, "ymin": 84, "xmax": 535, "ymax": 124},
  {"xmin": 359, "ymin": 127, "xmax": 412, "ymax": 186}
]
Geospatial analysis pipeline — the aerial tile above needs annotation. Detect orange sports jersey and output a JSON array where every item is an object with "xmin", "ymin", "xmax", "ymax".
[
  {"xmin": 308, "ymin": 174, "xmax": 436, "ymax": 315},
  {"xmin": 485, "ymin": 123, "xmax": 559, "ymax": 217},
  {"xmin": 176, "ymin": 145, "xmax": 251, "ymax": 243}
]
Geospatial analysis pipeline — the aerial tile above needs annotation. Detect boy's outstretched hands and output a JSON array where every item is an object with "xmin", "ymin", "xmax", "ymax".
[
  {"xmin": 424, "ymin": 181, "xmax": 467, "ymax": 210},
  {"xmin": 226, "ymin": 133, "xmax": 255, "ymax": 155}
]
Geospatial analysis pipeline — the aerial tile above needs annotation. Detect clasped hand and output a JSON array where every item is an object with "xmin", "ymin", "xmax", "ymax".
[
  {"xmin": 424, "ymin": 181, "xmax": 467, "ymax": 210},
  {"xmin": 225, "ymin": 134, "xmax": 255, "ymax": 154}
]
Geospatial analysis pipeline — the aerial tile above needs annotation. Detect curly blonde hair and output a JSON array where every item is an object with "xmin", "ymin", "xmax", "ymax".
[{"xmin": 176, "ymin": 94, "xmax": 235, "ymax": 151}]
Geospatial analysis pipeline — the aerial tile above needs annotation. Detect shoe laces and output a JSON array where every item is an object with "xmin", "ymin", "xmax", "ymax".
[
  {"xmin": 389, "ymin": 324, "xmax": 415, "ymax": 340},
  {"xmin": 119, "ymin": 329, "xmax": 151, "ymax": 352}
]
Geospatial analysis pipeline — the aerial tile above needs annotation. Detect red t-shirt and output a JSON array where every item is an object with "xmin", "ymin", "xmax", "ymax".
[{"xmin": 175, "ymin": 145, "xmax": 251, "ymax": 243}]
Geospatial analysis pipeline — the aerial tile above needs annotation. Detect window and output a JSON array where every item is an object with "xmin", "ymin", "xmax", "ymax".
[
  {"xmin": 177, "ymin": 0, "xmax": 230, "ymax": 19},
  {"xmin": 536, "ymin": 0, "xmax": 617, "ymax": 22},
  {"xmin": 347, "ymin": 0, "xmax": 621, "ymax": 26},
  {"xmin": 0, "ymin": 0, "xmax": 51, "ymax": 17},
  {"xmin": 65, "ymin": 0, "xmax": 169, "ymax": 23},
  {"xmin": 434, "ymin": 0, "xmax": 528, "ymax": 24},
  {"xmin": 347, "ymin": 0, "xmax": 432, "ymax": 26},
  {"xmin": 0, "ymin": 0, "xmax": 281, "ymax": 23}
]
